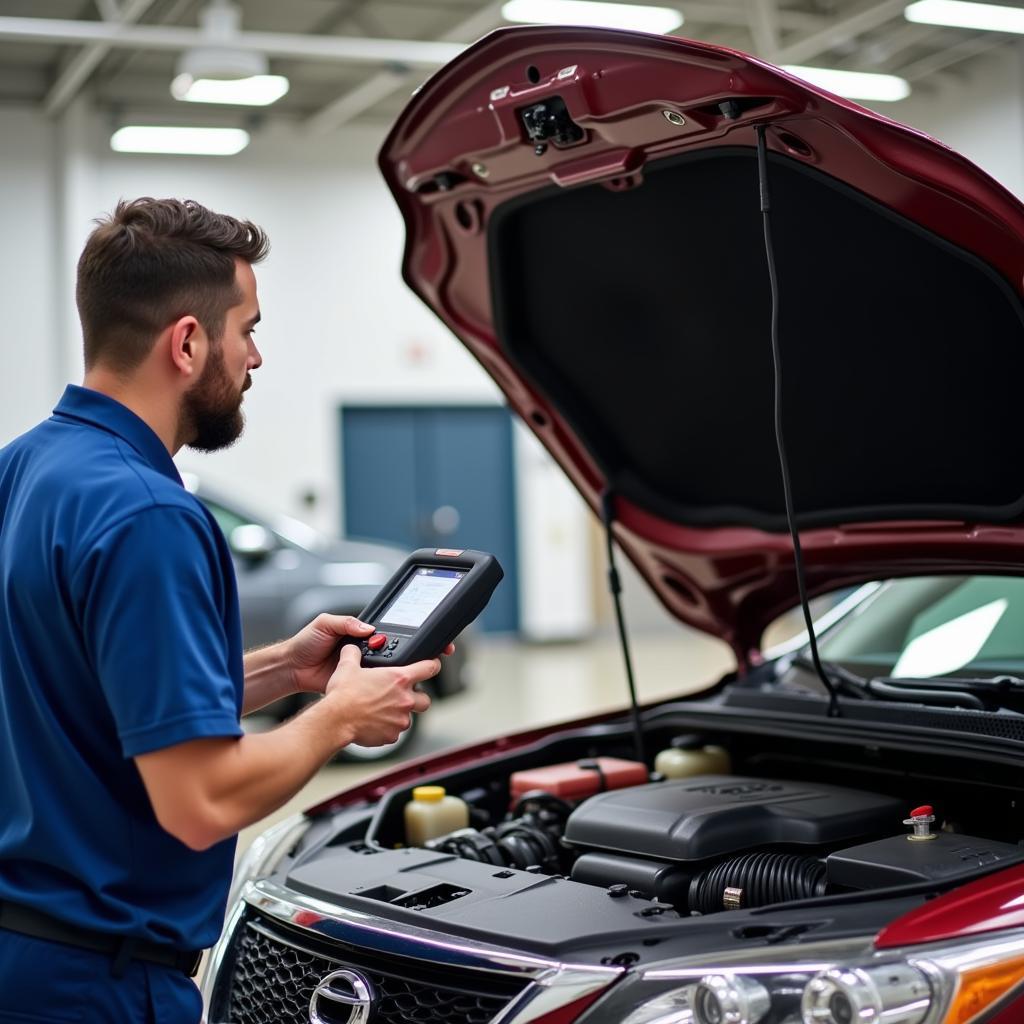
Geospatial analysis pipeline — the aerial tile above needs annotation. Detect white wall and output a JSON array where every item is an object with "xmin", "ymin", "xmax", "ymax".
[{"xmin": 0, "ymin": 109, "xmax": 59, "ymax": 443}]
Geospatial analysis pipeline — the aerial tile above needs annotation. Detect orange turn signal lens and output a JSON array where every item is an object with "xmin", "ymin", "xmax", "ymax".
[{"xmin": 942, "ymin": 951, "xmax": 1024, "ymax": 1024}]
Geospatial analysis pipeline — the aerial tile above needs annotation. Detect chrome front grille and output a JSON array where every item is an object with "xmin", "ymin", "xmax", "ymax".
[{"xmin": 225, "ymin": 913, "xmax": 530, "ymax": 1024}]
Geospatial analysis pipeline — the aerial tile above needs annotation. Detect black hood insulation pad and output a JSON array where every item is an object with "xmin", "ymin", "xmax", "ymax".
[{"xmin": 488, "ymin": 148, "xmax": 1024, "ymax": 532}]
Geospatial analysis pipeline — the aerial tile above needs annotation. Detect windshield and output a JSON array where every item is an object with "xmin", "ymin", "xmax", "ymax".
[{"xmin": 809, "ymin": 576, "xmax": 1024, "ymax": 680}]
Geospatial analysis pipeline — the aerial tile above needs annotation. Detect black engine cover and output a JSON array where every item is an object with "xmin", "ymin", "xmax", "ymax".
[{"xmin": 563, "ymin": 775, "xmax": 903, "ymax": 861}]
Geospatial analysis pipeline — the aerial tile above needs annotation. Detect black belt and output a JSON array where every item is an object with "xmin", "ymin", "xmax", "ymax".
[{"xmin": 0, "ymin": 900, "xmax": 202, "ymax": 978}]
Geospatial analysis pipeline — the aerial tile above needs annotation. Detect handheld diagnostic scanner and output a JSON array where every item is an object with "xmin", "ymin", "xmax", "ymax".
[{"xmin": 349, "ymin": 548, "xmax": 503, "ymax": 666}]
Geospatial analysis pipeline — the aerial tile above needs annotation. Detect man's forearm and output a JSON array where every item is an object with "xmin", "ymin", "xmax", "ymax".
[
  {"xmin": 242, "ymin": 641, "xmax": 295, "ymax": 715},
  {"xmin": 200, "ymin": 700, "xmax": 352, "ymax": 841},
  {"xmin": 137, "ymin": 649, "xmax": 432, "ymax": 851},
  {"xmin": 137, "ymin": 696, "xmax": 354, "ymax": 851}
]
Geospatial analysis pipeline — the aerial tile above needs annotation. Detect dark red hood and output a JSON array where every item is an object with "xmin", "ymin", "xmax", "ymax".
[{"xmin": 378, "ymin": 26, "xmax": 1024, "ymax": 662}]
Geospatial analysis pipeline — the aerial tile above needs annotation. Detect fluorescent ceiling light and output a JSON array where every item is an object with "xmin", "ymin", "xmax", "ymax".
[
  {"xmin": 905, "ymin": 0, "xmax": 1024, "ymax": 32},
  {"xmin": 782, "ymin": 65, "xmax": 912, "ymax": 101},
  {"xmin": 171, "ymin": 73, "xmax": 289, "ymax": 105},
  {"xmin": 501, "ymin": 0, "xmax": 683, "ymax": 33},
  {"xmin": 110, "ymin": 126, "xmax": 250, "ymax": 155}
]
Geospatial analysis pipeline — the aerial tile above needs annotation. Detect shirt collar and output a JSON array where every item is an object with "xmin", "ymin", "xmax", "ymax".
[{"xmin": 53, "ymin": 385, "xmax": 183, "ymax": 485}]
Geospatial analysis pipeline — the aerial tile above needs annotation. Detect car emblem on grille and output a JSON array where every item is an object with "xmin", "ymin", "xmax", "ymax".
[{"xmin": 309, "ymin": 968, "xmax": 376, "ymax": 1024}]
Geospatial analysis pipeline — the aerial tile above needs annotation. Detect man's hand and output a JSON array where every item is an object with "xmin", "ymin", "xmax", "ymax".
[
  {"xmin": 323, "ymin": 644, "xmax": 437, "ymax": 747},
  {"xmin": 287, "ymin": 613, "xmax": 374, "ymax": 695},
  {"xmin": 286, "ymin": 613, "xmax": 455, "ymax": 697}
]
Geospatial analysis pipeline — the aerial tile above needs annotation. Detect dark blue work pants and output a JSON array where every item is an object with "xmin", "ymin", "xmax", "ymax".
[{"xmin": 0, "ymin": 931, "xmax": 202, "ymax": 1023}]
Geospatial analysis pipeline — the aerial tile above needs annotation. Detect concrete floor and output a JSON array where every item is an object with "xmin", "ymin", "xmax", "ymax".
[{"xmin": 237, "ymin": 627, "xmax": 734, "ymax": 857}]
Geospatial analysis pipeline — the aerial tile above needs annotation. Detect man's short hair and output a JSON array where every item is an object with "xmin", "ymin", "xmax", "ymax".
[{"xmin": 77, "ymin": 198, "xmax": 269, "ymax": 372}]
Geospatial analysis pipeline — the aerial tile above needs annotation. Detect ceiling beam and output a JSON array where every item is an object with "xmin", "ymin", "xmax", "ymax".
[
  {"xmin": 773, "ymin": 0, "xmax": 908, "ymax": 66},
  {"xmin": 869, "ymin": 22, "xmax": 947, "ymax": 70},
  {"xmin": 306, "ymin": 1, "xmax": 504, "ymax": 133},
  {"xmin": 745, "ymin": 0, "xmax": 780, "ymax": 60},
  {"xmin": 0, "ymin": 16, "xmax": 465, "ymax": 69},
  {"xmin": 898, "ymin": 31, "xmax": 1012, "ymax": 81},
  {"xmin": 94, "ymin": 0, "xmax": 123, "ymax": 21},
  {"xmin": 44, "ymin": 0, "xmax": 157, "ymax": 117},
  {"xmin": 307, "ymin": 68, "xmax": 409, "ymax": 131}
]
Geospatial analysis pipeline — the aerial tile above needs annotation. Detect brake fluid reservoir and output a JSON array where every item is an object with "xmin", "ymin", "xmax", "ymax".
[
  {"xmin": 404, "ymin": 786, "xmax": 469, "ymax": 846},
  {"xmin": 654, "ymin": 736, "xmax": 731, "ymax": 779}
]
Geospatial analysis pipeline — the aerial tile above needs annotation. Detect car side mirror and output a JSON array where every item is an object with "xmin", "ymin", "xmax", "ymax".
[{"xmin": 229, "ymin": 524, "xmax": 277, "ymax": 565}]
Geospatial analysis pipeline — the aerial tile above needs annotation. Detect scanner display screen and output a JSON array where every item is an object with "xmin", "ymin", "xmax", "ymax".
[{"xmin": 380, "ymin": 567, "xmax": 465, "ymax": 628}]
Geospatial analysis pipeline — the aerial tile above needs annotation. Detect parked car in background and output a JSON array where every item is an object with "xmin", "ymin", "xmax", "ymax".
[
  {"xmin": 202, "ymin": 25, "xmax": 1024, "ymax": 1024},
  {"xmin": 181, "ymin": 473, "xmax": 470, "ymax": 760}
]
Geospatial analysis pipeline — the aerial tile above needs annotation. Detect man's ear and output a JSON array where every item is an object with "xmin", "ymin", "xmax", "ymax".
[{"xmin": 168, "ymin": 315, "xmax": 205, "ymax": 379}]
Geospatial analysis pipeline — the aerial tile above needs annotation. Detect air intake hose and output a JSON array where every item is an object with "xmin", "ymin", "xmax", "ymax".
[
  {"xmin": 689, "ymin": 853, "xmax": 826, "ymax": 913},
  {"xmin": 427, "ymin": 791, "xmax": 570, "ymax": 873}
]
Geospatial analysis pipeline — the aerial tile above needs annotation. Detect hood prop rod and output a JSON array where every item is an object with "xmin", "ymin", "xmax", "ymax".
[
  {"xmin": 756, "ymin": 124, "xmax": 839, "ymax": 718},
  {"xmin": 601, "ymin": 490, "xmax": 648, "ymax": 767}
]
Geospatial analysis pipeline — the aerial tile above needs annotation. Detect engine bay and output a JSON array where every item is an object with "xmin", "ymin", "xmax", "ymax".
[
  {"xmin": 282, "ymin": 723, "xmax": 1024, "ymax": 955},
  {"xmin": 400, "ymin": 765, "xmax": 1021, "ymax": 916}
]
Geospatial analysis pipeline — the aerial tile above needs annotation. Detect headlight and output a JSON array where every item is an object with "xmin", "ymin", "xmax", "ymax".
[
  {"xmin": 617, "ymin": 929, "xmax": 1024, "ymax": 1024},
  {"xmin": 801, "ymin": 964, "xmax": 929, "ymax": 1024},
  {"xmin": 692, "ymin": 974, "xmax": 771, "ymax": 1024}
]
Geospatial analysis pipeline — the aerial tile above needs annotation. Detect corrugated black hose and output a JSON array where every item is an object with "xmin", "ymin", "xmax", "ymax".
[{"xmin": 689, "ymin": 851, "xmax": 828, "ymax": 914}]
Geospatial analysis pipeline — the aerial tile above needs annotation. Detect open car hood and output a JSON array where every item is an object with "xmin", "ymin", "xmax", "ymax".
[{"xmin": 378, "ymin": 26, "xmax": 1024, "ymax": 662}]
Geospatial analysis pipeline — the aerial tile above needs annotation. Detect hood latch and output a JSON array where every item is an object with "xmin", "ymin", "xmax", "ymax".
[{"xmin": 520, "ymin": 96, "xmax": 585, "ymax": 156}]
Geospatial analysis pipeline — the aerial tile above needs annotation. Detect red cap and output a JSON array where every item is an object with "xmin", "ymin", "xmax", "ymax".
[{"xmin": 910, "ymin": 804, "xmax": 934, "ymax": 817}]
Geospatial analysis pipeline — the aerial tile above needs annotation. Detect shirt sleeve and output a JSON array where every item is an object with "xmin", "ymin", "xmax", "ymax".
[{"xmin": 74, "ymin": 504, "xmax": 244, "ymax": 758}]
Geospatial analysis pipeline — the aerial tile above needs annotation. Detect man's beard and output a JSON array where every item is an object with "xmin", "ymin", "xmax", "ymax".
[{"xmin": 183, "ymin": 344, "xmax": 249, "ymax": 453}]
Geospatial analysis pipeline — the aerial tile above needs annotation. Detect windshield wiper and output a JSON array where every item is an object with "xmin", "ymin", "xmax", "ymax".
[
  {"xmin": 867, "ymin": 674, "xmax": 1024, "ymax": 712},
  {"xmin": 790, "ymin": 655, "xmax": 1024, "ymax": 711}
]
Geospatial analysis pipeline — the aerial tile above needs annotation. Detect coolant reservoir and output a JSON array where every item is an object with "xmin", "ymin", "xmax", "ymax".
[
  {"xmin": 404, "ymin": 786, "xmax": 469, "ymax": 846},
  {"xmin": 654, "ymin": 736, "xmax": 731, "ymax": 779}
]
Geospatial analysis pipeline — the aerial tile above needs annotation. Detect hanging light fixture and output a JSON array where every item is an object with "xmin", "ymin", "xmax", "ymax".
[{"xmin": 171, "ymin": 0, "xmax": 289, "ymax": 106}]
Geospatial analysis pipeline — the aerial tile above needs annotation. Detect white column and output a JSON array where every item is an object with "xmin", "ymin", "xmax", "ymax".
[
  {"xmin": 514, "ymin": 422, "xmax": 594, "ymax": 640},
  {"xmin": 0, "ymin": 107, "xmax": 60, "ymax": 442},
  {"xmin": 54, "ymin": 94, "xmax": 103, "ymax": 388}
]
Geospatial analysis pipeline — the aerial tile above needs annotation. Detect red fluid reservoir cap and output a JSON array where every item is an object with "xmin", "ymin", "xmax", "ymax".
[
  {"xmin": 911, "ymin": 805, "xmax": 934, "ymax": 817},
  {"xmin": 368, "ymin": 633, "xmax": 388, "ymax": 651}
]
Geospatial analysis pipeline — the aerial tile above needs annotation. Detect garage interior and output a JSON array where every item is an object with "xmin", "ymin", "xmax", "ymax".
[{"xmin": 3, "ymin": 0, "xmax": 1024, "ymax": 849}]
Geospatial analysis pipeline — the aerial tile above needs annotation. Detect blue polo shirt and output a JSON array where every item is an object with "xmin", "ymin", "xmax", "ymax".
[{"xmin": 0, "ymin": 385, "xmax": 244, "ymax": 951}]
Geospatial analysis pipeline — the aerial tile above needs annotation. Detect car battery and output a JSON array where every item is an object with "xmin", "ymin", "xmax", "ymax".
[{"xmin": 510, "ymin": 757, "xmax": 648, "ymax": 804}]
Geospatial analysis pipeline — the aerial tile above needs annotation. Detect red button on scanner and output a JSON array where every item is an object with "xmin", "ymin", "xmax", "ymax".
[{"xmin": 367, "ymin": 633, "xmax": 388, "ymax": 652}]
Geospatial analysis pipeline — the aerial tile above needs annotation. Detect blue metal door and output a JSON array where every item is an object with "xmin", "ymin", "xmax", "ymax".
[{"xmin": 341, "ymin": 406, "xmax": 519, "ymax": 632}]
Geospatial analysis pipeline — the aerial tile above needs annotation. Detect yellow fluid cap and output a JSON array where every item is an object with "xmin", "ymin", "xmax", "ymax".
[{"xmin": 412, "ymin": 786, "xmax": 446, "ymax": 802}]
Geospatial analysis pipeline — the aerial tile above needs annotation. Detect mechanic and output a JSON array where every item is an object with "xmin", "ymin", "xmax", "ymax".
[{"xmin": 0, "ymin": 198, "xmax": 445, "ymax": 1021}]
